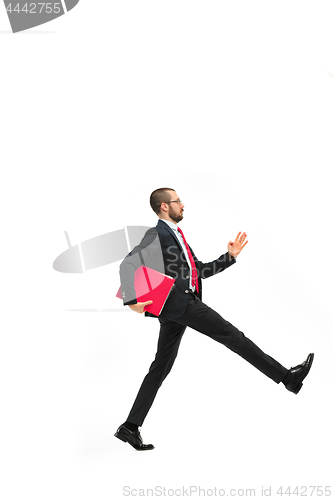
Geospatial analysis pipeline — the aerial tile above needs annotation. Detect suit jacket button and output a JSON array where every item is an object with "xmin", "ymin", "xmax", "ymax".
[
  {"xmin": 186, "ymin": 275, "xmax": 189, "ymax": 279},
  {"xmin": 185, "ymin": 290, "xmax": 189, "ymax": 293}
]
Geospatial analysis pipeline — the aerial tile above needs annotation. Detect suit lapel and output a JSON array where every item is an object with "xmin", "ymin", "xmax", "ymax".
[{"xmin": 157, "ymin": 219, "xmax": 185, "ymax": 255}]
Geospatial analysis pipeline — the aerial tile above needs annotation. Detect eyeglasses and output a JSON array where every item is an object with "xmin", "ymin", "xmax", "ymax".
[{"xmin": 159, "ymin": 199, "xmax": 182, "ymax": 207}]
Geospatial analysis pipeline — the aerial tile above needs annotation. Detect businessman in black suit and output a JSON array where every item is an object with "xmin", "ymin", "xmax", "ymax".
[{"xmin": 115, "ymin": 188, "xmax": 314, "ymax": 450}]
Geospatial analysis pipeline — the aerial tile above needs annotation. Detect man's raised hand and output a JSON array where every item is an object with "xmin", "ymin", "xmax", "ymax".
[
  {"xmin": 227, "ymin": 231, "xmax": 248, "ymax": 258},
  {"xmin": 129, "ymin": 301, "xmax": 153, "ymax": 314}
]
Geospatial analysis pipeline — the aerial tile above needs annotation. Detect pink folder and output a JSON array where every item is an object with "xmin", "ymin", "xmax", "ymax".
[{"xmin": 116, "ymin": 266, "xmax": 175, "ymax": 316}]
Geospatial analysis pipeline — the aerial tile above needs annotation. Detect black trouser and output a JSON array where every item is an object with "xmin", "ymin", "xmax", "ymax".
[{"xmin": 126, "ymin": 292, "xmax": 288, "ymax": 426}]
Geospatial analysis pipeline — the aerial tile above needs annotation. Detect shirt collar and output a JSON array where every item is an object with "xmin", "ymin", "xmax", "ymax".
[{"xmin": 159, "ymin": 218, "xmax": 178, "ymax": 231}]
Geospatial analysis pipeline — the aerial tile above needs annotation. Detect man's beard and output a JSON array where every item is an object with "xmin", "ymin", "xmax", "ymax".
[{"xmin": 169, "ymin": 207, "xmax": 183, "ymax": 223}]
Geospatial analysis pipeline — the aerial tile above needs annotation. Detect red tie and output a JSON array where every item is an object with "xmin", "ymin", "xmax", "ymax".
[{"xmin": 177, "ymin": 227, "xmax": 199, "ymax": 293}]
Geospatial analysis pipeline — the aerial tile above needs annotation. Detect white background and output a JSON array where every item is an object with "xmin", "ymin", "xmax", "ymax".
[{"xmin": 1, "ymin": 1, "xmax": 333, "ymax": 499}]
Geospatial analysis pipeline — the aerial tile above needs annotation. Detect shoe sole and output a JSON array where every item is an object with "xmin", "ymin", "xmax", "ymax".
[{"xmin": 308, "ymin": 352, "xmax": 314, "ymax": 369}]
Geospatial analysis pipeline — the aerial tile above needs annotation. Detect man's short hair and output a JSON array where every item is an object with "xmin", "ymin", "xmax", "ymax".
[{"xmin": 150, "ymin": 188, "xmax": 175, "ymax": 215}]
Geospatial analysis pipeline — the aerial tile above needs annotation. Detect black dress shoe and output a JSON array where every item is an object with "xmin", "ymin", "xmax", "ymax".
[
  {"xmin": 283, "ymin": 353, "xmax": 314, "ymax": 394},
  {"xmin": 114, "ymin": 424, "xmax": 155, "ymax": 451}
]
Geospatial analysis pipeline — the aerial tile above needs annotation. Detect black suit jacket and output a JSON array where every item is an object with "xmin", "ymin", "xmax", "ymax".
[{"xmin": 119, "ymin": 219, "xmax": 236, "ymax": 320}]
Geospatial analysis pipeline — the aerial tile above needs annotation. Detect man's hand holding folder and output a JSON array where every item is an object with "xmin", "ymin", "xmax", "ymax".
[{"xmin": 129, "ymin": 300, "xmax": 153, "ymax": 314}]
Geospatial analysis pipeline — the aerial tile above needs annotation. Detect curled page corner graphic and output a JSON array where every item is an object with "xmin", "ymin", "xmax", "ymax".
[
  {"xmin": 3, "ymin": 0, "xmax": 80, "ymax": 33},
  {"xmin": 64, "ymin": 0, "xmax": 79, "ymax": 12}
]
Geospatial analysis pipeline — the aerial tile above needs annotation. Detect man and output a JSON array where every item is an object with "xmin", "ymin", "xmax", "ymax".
[{"xmin": 114, "ymin": 188, "xmax": 314, "ymax": 451}]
